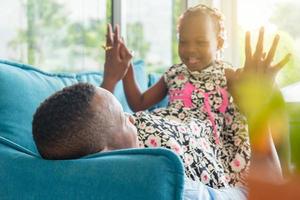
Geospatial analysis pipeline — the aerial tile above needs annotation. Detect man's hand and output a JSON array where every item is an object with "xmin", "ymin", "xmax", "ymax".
[
  {"xmin": 102, "ymin": 24, "xmax": 132, "ymax": 92},
  {"xmin": 243, "ymin": 27, "xmax": 291, "ymax": 84},
  {"xmin": 233, "ymin": 28, "xmax": 291, "ymax": 116},
  {"xmin": 233, "ymin": 28, "xmax": 291, "ymax": 153}
]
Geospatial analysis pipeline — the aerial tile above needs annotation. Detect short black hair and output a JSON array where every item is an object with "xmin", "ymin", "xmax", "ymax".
[{"xmin": 32, "ymin": 83, "xmax": 105, "ymax": 159}]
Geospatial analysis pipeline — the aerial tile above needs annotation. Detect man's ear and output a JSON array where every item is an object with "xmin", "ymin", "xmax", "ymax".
[
  {"xmin": 101, "ymin": 146, "xmax": 109, "ymax": 152},
  {"xmin": 128, "ymin": 114, "xmax": 136, "ymax": 124}
]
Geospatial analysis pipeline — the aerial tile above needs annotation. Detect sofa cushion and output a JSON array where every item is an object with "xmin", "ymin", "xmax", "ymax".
[{"xmin": 0, "ymin": 59, "xmax": 147, "ymax": 153}]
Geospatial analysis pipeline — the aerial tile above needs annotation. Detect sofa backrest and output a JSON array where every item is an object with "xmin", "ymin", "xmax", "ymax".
[{"xmin": 0, "ymin": 59, "xmax": 148, "ymax": 153}]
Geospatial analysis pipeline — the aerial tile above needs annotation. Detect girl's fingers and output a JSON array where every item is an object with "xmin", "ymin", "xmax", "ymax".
[
  {"xmin": 254, "ymin": 27, "xmax": 265, "ymax": 59},
  {"xmin": 120, "ymin": 43, "xmax": 133, "ymax": 64},
  {"xmin": 272, "ymin": 53, "xmax": 291, "ymax": 73},
  {"xmin": 124, "ymin": 45, "xmax": 133, "ymax": 60},
  {"xmin": 265, "ymin": 34, "xmax": 280, "ymax": 67},
  {"xmin": 119, "ymin": 44, "xmax": 125, "ymax": 59}
]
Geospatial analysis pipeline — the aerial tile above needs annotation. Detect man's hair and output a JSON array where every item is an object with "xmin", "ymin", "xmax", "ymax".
[{"xmin": 32, "ymin": 83, "xmax": 106, "ymax": 159}]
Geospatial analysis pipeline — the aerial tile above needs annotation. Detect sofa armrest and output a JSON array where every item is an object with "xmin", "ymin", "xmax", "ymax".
[{"xmin": 0, "ymin": 138, "xmax": 184, "ymax": 200}]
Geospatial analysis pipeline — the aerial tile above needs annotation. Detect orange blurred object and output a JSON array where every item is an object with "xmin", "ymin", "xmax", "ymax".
[{"xmin": 248, "ymin": 176, "xmax": 300, "ymax": 200}]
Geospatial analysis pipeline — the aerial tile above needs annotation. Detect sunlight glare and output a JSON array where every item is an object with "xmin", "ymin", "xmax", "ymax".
[{"xmin": 237, "ymin": 0, "xmax": 285, "ymax": 32}]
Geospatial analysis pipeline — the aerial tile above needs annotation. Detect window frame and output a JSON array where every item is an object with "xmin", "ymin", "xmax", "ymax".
[{"xmin": 111, "ymin": 0, "xmax": 189, "ymax": 43}]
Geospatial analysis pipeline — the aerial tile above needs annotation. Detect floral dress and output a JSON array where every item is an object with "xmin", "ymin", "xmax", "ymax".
[{"xmin": 133, "ymin": 61, "xmax": 251, "ymax": 188}]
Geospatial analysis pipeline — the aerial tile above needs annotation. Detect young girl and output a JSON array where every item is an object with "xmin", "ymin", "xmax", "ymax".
[
  {"xmin": 103, "ymin": 4, "xmax": 290, "ymax": 189},
  {"xmin": 120, "ymin": 4, "xmax": 249, "ymax": 188}
]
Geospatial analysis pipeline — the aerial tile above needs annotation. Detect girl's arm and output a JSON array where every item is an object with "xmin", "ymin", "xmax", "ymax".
[
  {"xmin": 225, "ymin": 67, "xmax": 241, "ymax": 104},
  {"xmin": 123, "ymin": 63, "xmax": 168, "ymax": 112}
]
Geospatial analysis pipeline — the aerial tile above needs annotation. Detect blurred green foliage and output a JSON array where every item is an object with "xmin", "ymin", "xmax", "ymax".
[
  {"xmin": 126, "ymin": 22, "xmax": 150, "ymax": 60},
  {"xmin": 270, "ymin": 1, "xmax": 300, "ymax": 87},
  {"xmin": 8, "ymin": 0, "xmax": 300, "ymax": 86},
  {"xmin": 8, "ymin": 0, "xmax": 149, "ymax": 72}
]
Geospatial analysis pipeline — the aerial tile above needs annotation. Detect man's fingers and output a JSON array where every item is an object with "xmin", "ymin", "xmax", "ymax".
[
  {"xmin": 106, "ymin": 23, "xmax": 113, "ymax": 46},
  {"xmin": 244, "ymin": 31, "xmax": 252, "ymax": 70},
  {"xmin": 265, "ymin": 34, "xmax": 280, "ymax": 66},
  {"xmin": 257, "ymin": 52, "xmax": 267, "ymax": 73},
  {"xmin": 108, "ymin": 25, "xmax": 121, "ymax": 61},
  {"xmin": 254, "ymin": 27, "xmax": 264, "ymax": 59},
  {"xmin": 245, "ymin": 31, "xmax": 252, "ymax": 60},
  {"xmin": 113, "ymin": 24, "xmax": 120, "ymax": 48},
  {"xmin": 105, "ymin": 24, "xmax": 114, "ymax": 59},
  {"xmin": 272, "ymin": 53, "xmax": 291, "ymax": 73}
]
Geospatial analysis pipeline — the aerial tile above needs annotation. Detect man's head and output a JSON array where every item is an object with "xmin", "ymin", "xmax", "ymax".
[{"xmin": 32, "ymin": 83, "xmax": 138, "ymax": 160}]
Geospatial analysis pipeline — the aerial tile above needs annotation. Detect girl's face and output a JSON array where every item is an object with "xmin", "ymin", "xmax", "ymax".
[{"xmin": 178, "ymin": 14, "xmax": 221, "ymax": 72}]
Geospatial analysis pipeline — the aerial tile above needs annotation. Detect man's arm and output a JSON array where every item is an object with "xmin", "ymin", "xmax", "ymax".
[
  {"xmin": 100, "ymin": 24, "xmax": 132, "ymax": 93},
  {"xmin": 234, "ymin": 28, "xmax": 297, "ymax": 198}
]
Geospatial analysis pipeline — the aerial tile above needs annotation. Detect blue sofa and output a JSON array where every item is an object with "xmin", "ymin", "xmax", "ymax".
[{"xmin": 0, "ymin": 60, "xmax": 184, "ymax": 200}]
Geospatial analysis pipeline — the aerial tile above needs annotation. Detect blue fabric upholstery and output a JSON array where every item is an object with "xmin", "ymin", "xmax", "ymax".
[
  {"xmin": 0, "ymin": 59, "xmax": 147, "ymax": 153},
  {"xmin": 0, "ymin": 59, "xmax": 184, "ymax": 199},
  {"xmin": 0, "ymin": 137, "xmax": 184, "ymax": 200}
]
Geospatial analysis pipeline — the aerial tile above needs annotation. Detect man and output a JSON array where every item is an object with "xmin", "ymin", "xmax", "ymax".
[{"xmin": 32, "ymin": 82, "xmax": 247, "ymax": 200}]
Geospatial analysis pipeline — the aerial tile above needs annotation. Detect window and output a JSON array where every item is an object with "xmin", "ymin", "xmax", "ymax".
[
  {"xmin": 0, "ymin": 0, "xmax": 111, "ymax": 71},
  {"xmin": 121, "ymin": 0, "xmax": 186, "ymax": 73},
  {"xmin": 4, "ymin": 0, "xmax": 297, "ymax": 80},
  {"xmin": 237, "ymin": 0, "xmax": 300, "ymax": 88}
]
